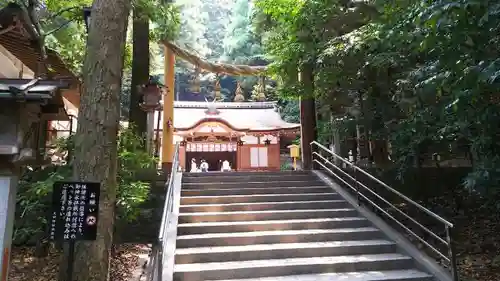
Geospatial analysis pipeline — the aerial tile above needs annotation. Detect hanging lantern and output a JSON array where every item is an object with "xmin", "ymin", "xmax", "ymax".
[
  {"xmin": 139, "ymin": 76, "xmax": 163, "ymax": 112},
  {"xmin": 214, "ymin": 74, "xmax": 222, "ymax": 100},
  {"xmin": 233, "ymin": 81, "xmax": 245, "ymax": 102},
  {"xmin": 189, "ymin": 66, "xmax": 201, "ymax": 94}
]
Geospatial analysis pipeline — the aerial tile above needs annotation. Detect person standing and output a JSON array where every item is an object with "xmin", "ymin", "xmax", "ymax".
[
  {"xmin": 200, "ymin": 159, "xmax": 209, "ymax": 172},
  {"xmin": 190, "ymin": 158, "xmax": 198, "ymax": 172}
]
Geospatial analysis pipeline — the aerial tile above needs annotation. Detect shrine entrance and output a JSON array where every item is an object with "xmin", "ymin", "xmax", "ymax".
[
  {"xmin": 186, "ymin": 151, "xmax": 237, "ymax": 171},
  {"xmin": 184, "ymin": 141, "xmax": 238, "ymax": 171}
]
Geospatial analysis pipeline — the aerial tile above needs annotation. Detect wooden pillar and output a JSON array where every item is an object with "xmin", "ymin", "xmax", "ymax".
[
  {"xmin": 299, "ymin": 62, "xmax": 317, "ymax": 170},
  {"xmin": 161, "ymin": 45, "xmax": 175, "ymax": 173}
]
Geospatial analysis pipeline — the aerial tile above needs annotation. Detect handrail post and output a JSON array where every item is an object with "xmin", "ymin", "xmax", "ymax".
[
  {"xmin": 353, "ymin": 165, "xmax": 361, "ymax": 206},
  {"xmin": 445, "ymin": 226, "xmax": 459, "ymax": 281},
  {"xmin": 157, "ymin": 245, "xmax": 163, "ymax": 281},
  {"xmin": 311, "ymin": 143, "xmax": 317, "ymax": 170}
]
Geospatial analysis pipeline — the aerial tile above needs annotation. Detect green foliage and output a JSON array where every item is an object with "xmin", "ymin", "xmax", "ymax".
[
  {"xmin": 280, "ymin": 162, "xmax": 293, "ymax": 171},
  {"xmin": 24, "ymin": 0, "xmax": 180, "ymax": 75},
  {"xmin": 143, "ymin": 0, "xmax": 181, "ymax": 42},
  {"xmin": 116, "ymin": 124, "xmax": 157, "ymax": 221},
  {"xmin": 14, "ymin": 166, "xmax": 72, "ymax": 245},
  {"xmin": 13, "ymin": 126, "xmax": 156, "ymax": 245},
  {"xmin": 221, "ymin": 0, "xmax": 264, "ymax": 64},
  {"xmin": 255, "ymin": 0, "xmax": 500, "ymax": 197},
  {"xmin": 168, "ymin": 0, "xmax": 274, "ymax": 102}
]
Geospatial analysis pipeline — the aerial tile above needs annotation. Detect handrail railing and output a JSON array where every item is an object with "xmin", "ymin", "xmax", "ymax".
[
  {"xmin": 310, "ymin": 141, "xmax": 458, "ymax": 281},
  {"xmin": 148, "ymin": 143, "xmax": 181, "ymax": 281}
]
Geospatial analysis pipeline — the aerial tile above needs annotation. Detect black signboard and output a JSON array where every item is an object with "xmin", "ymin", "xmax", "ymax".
[{"xmin": 50, "ymin": 181, "xmax": 100, "ymax": 241}]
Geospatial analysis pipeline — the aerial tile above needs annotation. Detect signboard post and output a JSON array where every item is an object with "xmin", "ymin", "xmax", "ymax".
[
  {"xmin": 50, "ymin": 181, "xmax": 100, "ymax": 281},
  {"xmin": 287, "ymin": 144, "xmax": 300, "ymax": 170}
]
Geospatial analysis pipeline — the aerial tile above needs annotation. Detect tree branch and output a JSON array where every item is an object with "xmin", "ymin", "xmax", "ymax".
[
  {"xmin": 42, "ymin": 6, "xmax": 85, "ymax": 21},
  {"xmin": 43, "ymin": 18, "xmax": 75, "ymax": 37},
  {"xmin": 26, "ymin": 0, "xmax": 49, "ymax": 77}
]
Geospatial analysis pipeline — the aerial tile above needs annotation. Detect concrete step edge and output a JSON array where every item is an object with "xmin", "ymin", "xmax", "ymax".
[
  {"xmin": 174, "ymin": 253, "xmax": 411, "ymax": 272},
  {"xmin": 179, "ymin": 208, "xmax": 356, "ymax": 217},
  {"xmin": 176, "ymin": 239, "xmax": 395, "ymax": 255},
  {"xmin": 176, "ymin": 227, "xmax": 380, "ymax": 240},
  {"xmin": 180, "ymin": 192, "xmax": 338, "ymax": 199},
  {"xmin": 180, "ymin": 200, "xmax": 346, "ymax": 208},
  {"xmin": 184, "ymin": 172, "xmax": 311, "ymax": 177},
  {"xmin": 181, "ymin": 186, "xmax": 329, "ymax": 191},
  {"xmin": 183, "ymin": 175, "xmax": 315, "ymax": 179},
  {"xmin": 183, "ymin": 180, "xmax": 324, "ymax": 186},
  {"xmin": 177, "ymin": 217, "xmax": 367, "ymax": 227},
  {"xmin": 207, "ymin": 269, "xmax": 433, "ymax": 281}
]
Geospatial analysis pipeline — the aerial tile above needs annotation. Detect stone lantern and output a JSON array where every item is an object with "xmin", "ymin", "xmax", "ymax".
[{"xmin": 139, "ymin": 76, "xmax": 163, "ymax": 153}]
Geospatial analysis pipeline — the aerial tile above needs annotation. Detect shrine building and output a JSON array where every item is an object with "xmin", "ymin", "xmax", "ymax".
[{"xmin": 155, "ymin": 101, "xmax": 300, "ymax": 171}]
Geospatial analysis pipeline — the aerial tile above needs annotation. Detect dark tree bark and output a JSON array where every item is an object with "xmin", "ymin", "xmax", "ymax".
[
  {"xmin": 64, "ymin": 0, "xmax": 131, "ymax": 280},
  {"xmin": 300, "ymin": 62, "xmax": 317, "ymax": 170},
  {"xmin": 128, "ymin": 9, "xmax": 149, "ymax": 136}
]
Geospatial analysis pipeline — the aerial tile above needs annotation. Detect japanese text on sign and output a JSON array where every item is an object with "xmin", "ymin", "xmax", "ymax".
[{"xmin": 50, "ymin": 182, "xmax": 100, "ymax": 241}]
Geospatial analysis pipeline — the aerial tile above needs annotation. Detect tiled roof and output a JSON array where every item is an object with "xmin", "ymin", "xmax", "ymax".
[{"xmin": 158, "ymin": 101, "xmax": 300, "ymax": 132}]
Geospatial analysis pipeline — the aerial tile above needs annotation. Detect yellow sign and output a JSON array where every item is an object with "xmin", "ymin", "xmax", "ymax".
[{"xmin": 287, "ymin": 144, "xmax": 300, "ymax": 158}]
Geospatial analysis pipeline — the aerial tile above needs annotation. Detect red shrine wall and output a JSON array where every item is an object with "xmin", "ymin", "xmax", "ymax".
[{"xmin": 179, "ymin": 143, "xmax": 281, "ymax": 171}]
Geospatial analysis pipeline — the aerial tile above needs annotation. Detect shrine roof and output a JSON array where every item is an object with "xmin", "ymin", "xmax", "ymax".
[{"xmin": 171, "ymin": 101, "xmax": 300, "ymax": 132}]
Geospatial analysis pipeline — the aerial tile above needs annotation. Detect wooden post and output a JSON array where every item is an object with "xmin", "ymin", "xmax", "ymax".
[
  {"xmin": 162, "ymin": 45, "xmax": 175, "ymax": 174},
  {"xmin": 146, "ymin": 111, "xmax": 155, "ymax": 154}
]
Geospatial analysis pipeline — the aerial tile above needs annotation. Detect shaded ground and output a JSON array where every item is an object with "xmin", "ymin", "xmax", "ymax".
[
  {"xmin": 387, "ymin": 192, "xmax": 500, "ymax": 281},
  {"xmin": 337, "ymin": 167, "xmax": 500, "ymax": 281},
  {"xmin": 9, "ymin": 244, "xmax": 149, "ymax": 281},
  {"xmin": 454, "ymin": 204, "xmax": 500, "ymax": 281}
]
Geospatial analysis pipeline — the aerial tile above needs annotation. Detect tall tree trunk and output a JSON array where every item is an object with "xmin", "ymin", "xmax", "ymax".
[
  {"xmin": 67, "ymin": 0, "xmax": 131, "ymax": 280},
  {"xmin": 129, "ymin": 9, "xmax": 149, "ymax": 136},
  {"xmin": 300, "ymin": 62, "xmax": 317, "ymax": 170}
]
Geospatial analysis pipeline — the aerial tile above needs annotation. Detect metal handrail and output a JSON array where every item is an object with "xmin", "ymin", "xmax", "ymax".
[
  {"xmin": 310, "ymin": 141, "xmax": 458, "ymax": 281},
  {"xmin": 148, "ymin": 143, "xmax": 181, "ymax": 281}
]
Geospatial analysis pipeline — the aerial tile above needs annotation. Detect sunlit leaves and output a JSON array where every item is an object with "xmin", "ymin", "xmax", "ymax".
[{"xmin": 256, "ymin": 0, "xmax": 500, "ymax": 193}]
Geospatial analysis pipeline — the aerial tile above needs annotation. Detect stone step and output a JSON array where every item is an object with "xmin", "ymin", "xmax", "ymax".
[
  {"xmin": 180, "ymin": 200, "xmax": 349, "ymax": 212},
  {"xmin": 180, "ymin": 193, "xmax": 341, "ymax": 204},
  {"xmin": 177, "ymin": 217, "xmax": 370, "ymax": 235},
  {"xmin": 173, "ymin": 253, "xmax": 413, "ymax": 281},
  {"xmin": 181, "ymin": 186, "xmax": 331, "ymax": 196},
  {"xmin": 183, "ymin": 171, "xmax": 310, "ymax": 178},
  {"xmin": 175, "ymin": 239, "xmax": 396, "ymax": 264},
  {"xmin": 179, "ymin": 208, "xmax": 358, "ymax": 223},
  {"xmin": 210, "ymin": 270, "xmax": 434, "ymax": 281},
  {"xmin": 176, "ymin": 227, "xmax": 384, "ymax": 248},
  {"xmin": 182, "ymin": 180, "xmax": 325, "ymax": 189},
  {"xmin": 183, "ymin": 174, "xmax": 316, "ymax": 183}
]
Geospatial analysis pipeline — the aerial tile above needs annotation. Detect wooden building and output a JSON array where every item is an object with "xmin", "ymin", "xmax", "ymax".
[
  {"xmin": 155, "ymin": 101, "xmax": 300, "ymax": 171},
  {"xmin": 0, "ymin": 3, "xmax": 81, "ymax": 162}
]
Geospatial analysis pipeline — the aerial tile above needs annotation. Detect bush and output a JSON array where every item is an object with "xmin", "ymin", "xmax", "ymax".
[{"xmin": 13, "ymin": 125, "xmax": 156, "ymax": 245}]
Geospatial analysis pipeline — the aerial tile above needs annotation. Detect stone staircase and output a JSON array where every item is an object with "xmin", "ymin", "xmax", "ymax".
[{"xmin": 172, "ymin": 171, "xmax": 435, "ymax": 281}]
